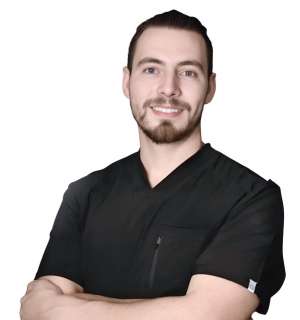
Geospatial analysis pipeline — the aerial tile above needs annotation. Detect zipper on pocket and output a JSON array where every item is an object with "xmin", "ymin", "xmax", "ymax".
[{"xmin": 149, "ymin": 235, "xmax": 162, "ymax": 289}]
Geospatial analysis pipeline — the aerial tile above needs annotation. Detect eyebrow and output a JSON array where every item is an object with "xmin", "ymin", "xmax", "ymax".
[
  {"xmin": 136, "ymin": 57, "xmax": 205, "ymax": 74},
  {"xmin": 177, "ymin": 60, "xmax": 205, "ymax": 74},
  {"xmin": 137, "ymin": 57, "xmax": 165, "ymax": 67}
]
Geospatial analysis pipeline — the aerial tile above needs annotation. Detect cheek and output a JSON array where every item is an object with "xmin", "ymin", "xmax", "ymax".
[
  {"xmin": 187, "ymin": 82, "xmax": 208, "ymax": 102},
  {"xmin": 130, "ymin": 78, "xmax": 154, "ymax": 102}
]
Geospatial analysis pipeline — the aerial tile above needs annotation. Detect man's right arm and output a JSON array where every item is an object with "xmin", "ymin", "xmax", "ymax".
[
  {"xmin": 20, "ymin": 276, "xmax": 252, "ymax": 320},
  {"xmin": 33, "ymin": 276, "xmax": 253, "ymax": 319},
  {"xmin": 37, "ymin": 275, "xmax": 146, "ymax": 303}
]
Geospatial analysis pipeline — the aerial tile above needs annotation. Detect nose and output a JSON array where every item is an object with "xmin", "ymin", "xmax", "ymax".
[{"xmin": 156, "ymin": 71, "xmax": 181, "ymax": 98}]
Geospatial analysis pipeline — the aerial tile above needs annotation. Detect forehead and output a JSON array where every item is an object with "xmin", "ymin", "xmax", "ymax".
[{"xmin": 133, "ymin": 27, "xmax": 207, "ymax": 70}]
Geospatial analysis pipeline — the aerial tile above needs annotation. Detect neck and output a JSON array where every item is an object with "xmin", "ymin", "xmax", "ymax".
[{"xmin": 138, "ymin": 127, "xmax": 204, "ymax": 188}]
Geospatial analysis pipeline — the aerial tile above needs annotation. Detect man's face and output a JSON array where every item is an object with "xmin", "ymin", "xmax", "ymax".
[{"xmin": 123, "ymin": 27, "xmax": 216, "ymax": 145}]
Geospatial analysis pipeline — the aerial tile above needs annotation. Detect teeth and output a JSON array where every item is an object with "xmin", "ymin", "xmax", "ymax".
[{"xmin": 152, "ymin": 107, "xmax": 182, "ymax": 113}]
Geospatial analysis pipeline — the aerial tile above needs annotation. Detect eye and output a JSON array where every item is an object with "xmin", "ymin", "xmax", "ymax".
[
  {"xmin": 144, "ymin": 68, "xmax": 157, "ymax": 74},
  {"xmin": 182, "ymin": 70, "xmax": 196, "ymax": 77}
]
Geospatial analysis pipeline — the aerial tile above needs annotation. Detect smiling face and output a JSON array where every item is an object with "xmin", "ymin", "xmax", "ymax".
[{"xmin": 122, "ymin": 27, "xmax": 216, "ymax": 145}]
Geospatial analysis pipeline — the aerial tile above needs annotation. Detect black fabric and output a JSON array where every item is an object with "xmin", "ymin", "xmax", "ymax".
[{"xmin": 34, "ymin": 143, "xmax": 285, "ymax": 314}]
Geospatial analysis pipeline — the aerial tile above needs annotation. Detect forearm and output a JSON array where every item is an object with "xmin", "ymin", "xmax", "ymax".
[
  {"xmin": 74, "ymin": 292, "xmax": 147, "ymax": 303},
  {"xmin": 63, "ymin": 294, "xmax": 254, "ymax": 320},
  {"xmin": 62, "ymin": 294, "xmax": 197, "ymax": 320},
  {"xmin": 21, "ymin": 280, "xmax": 254, "ymax": 320}
]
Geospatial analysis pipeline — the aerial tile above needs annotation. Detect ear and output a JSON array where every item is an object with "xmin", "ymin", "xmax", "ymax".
[
  {"xmin": 122, "ymin": 67, "xmax": 131, "ymax": 99},
  {"xmin": 204, "ymin": 73, "xmax": 217, "ymax": 104}
]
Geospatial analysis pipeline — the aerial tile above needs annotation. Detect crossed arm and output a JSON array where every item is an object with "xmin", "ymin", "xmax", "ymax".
[{"xmin": 20, "ymin": 274, "xmax": 258, "ymax": 320}]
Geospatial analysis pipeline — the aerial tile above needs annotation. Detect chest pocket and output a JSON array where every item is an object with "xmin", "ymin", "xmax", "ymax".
[{"xmin": 148, "ymin": 224, "xmax": 211, "ymax": 296}]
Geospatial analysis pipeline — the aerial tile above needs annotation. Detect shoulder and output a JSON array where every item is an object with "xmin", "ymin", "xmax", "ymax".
[
  {"xmin": 67, "ymin": 151, "xmax": 138, "ymax": 199},
  {"xmin": 209, "ymin": 145, "xmax": 281, "ymax": 194},
  {"xmin": 211, "ymin": 147, "xmax": 284, "ymax": 229},
  {"xmin": 207, "ymin": 146, "xmax": 283, "ymax": 224}
]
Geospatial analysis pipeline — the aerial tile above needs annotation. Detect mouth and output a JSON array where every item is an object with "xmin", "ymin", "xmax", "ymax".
[
  {"xmin": 150, "ymin": 106, "xmax": 184, "ymax": 118},
  {"xmin": 150, "ymin": 106, "xmax": 184, "ymax": 114}
]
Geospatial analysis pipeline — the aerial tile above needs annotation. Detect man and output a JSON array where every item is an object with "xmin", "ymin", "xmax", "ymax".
[{"xmin": 20, "ymin": 10, "xmax": 285, "ymax": 319}]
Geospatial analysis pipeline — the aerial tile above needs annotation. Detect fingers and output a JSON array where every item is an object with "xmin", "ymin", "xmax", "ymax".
[
  {"xmin": 20, "ymin": 290, "xmax": 32, "ymax": 305},
  {"xmin": 26, "ymin": 281, "xmax": 35, "ymax": 293},
  {"xmin": 21, "ymin": 280, "xmax": 44, "ymax": 305},
  {"xmin": 20, "ymin": 281, "xmax": 36, "ymax": 306},
  {"xmin": 20, "ymin": 280, "xmax": 49, "ymax": 319},
  {"xmin": 21, "ymin": 279, "xmax": 62, "ymax": 305}
]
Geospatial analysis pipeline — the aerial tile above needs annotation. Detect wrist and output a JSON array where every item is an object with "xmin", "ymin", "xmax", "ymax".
[
  {"xmin": 56, "ymin": 294, "xmax": 90, "ymax": 319},
  {"xmin": 65, "ymin": 296, "xmax": 106, "ymax": 320}
]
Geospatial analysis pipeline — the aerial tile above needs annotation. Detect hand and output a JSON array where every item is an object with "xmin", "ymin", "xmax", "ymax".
[{"xmin": 20, "ymin": 279, "xmax": 64, "ymax": 320}]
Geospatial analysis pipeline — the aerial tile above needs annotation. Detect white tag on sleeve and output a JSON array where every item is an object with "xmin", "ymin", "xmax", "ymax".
[{"xmin": 248, "ymin": 279, "xmax": 257, "ymax": 293}]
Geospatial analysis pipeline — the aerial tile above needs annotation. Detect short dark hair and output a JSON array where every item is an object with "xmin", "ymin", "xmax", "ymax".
[{"xmin": 127, "ymin": 10, "xmax": 213, "ymax": 78}]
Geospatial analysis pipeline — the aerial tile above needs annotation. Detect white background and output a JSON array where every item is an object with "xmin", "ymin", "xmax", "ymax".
[{"xmin": 1, "ymin": 0, "xmax": 299, "ymax": 318}]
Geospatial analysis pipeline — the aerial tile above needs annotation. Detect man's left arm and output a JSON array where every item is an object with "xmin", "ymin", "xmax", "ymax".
[{"xmin": 20, "ymin": 274, "xmax": 258, "ymax": 320}]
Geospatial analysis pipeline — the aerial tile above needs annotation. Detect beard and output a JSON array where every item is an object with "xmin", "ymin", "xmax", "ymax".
[{"xmin": 130, "ymin": 96, "xmax": 204, "ymax": 145}]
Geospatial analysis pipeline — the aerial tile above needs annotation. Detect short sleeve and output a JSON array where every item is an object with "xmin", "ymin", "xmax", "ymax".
[
  {"xmin": 34, "ymin": 182, "xmax": 84, "ymax": 287},
  {"xmin": 192, "ymin": 179, "xmax": 285, "ymax": 315}
]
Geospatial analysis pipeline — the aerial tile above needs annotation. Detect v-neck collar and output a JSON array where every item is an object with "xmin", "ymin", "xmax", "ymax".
[{"xmin": 130, "ymin": 143, "xmax": 218, "ymax": 193}]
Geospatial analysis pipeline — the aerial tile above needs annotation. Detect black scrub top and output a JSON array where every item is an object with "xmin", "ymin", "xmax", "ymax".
[{"xmin": 34, "ymin": 143, "xmax": 285, "ymax": 314}]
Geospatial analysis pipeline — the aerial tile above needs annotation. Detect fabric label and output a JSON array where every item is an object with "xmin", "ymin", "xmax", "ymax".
[{"xmin": 248, "ymin": 279, "xmax": 257, "ymax": 293}]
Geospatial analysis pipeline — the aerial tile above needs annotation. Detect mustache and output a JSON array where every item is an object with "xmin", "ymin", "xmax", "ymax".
[{"xmin": 143, "ymin": 97, "xmax": 191, "ymax": 111}]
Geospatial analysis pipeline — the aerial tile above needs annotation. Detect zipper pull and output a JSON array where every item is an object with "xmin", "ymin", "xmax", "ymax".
[
  {"xmin": 149, "ymin": 235, "xmax": 163, "ymax": 289},
  {"xmin": 155, "ymin": 235, "xmax": 162, "ymax": 248}
]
